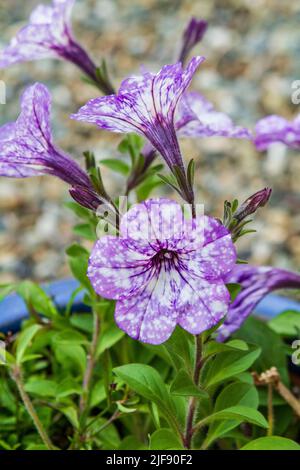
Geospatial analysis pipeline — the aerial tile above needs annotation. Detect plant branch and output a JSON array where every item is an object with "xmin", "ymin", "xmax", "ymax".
[
  {"xmin": 183, "ymin": 334, "xmax": 202, "ymax": 449},
  {"xmin": 11, "ymin": 365, "xmax": 54, "ymax": 450},
  {"xmin": 267, "ymin": 383, "xmax": 274, "ymax": 436},
  {"xmin": 79, "ymin": 308, "xmax": 101, "ymax": 415}
]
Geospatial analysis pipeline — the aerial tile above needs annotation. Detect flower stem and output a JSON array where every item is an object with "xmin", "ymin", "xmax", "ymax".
[
  {"xmin": 184, "ymin": 334, "xmax": 202, "ymax": 449},
  {"xmin": 11, "ymin": 366, "xmax": 54, "ymax": 450},
  {"xmin": 267, "ymin": 383, "xmax": 274, "ymax": 436},
  {"xmin": 79, "ymin": 308, "xmax": 101, "ymax": 416}
]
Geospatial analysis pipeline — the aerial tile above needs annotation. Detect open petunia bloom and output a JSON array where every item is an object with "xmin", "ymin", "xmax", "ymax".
[
  {"xmin": 178, "ymin": 17, "xmax": 208, "ymax": 65},
  {"xmin": 0, "ymin": 0, "xmax": 113, "ymax": 93},
  {"xmin": 254, "ymin": 114, "xmax": 300, "ymax": 151},
  {"xmin": 217, "ymin": 265, "xmax": 300, "ymax": 341},
  {"xmin": 176, "ymin": 92, "xmax": 252, "ymax": 140},
  {"xmin": 71, "ymin": 57, "xmax": 204, "ymax": 175},
  {"xmin": 0, "ymin": 82, "xmax": 100, "ymax": 209},
  {"xmin": 88, "ymin": 198, "xmax": 237, "ymax": 344}
]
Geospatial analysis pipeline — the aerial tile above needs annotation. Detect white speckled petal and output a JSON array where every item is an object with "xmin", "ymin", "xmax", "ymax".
[
  {"xmin": 88, "ymin": 236, "xmax": 153, "ymax": 300},
  {"xmin": 254, "ymin": 114, "xmax": 300, "ymax": 150},
  {"xmin": 120, "ymin": 198, "xmax": 185, "ymax": 254},
  {"xmin": 177, "ymin": 279, "xmax": 230, "ymax": 335},
  {"xmin": 115, "ymin": 265, "xmax": 181, "ymax": 344}
]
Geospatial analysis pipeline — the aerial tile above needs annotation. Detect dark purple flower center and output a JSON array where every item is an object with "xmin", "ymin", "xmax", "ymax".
[{"xmin": 151, "ymin": 249, "xmax": 179, "ymax": 269}]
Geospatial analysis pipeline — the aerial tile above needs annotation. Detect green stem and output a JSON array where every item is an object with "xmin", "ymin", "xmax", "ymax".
[
  {"xmin": 267, "ymin": 383, "xmax": 274, "ymax": 436},
  {"xmin": 11, "ymin": 366, "xmax": 54, "ymax": 450},
  {"xmin": 79, "ymin": 308, "xmax": 101, "ymax": 416},
  {"xmin": 184, "ymin": 335, "xmax": 202, "ymax": 449}
]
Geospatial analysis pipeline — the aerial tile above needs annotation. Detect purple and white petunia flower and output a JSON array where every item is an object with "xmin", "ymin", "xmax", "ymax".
[
  {"xmin": 178, "ymin": 17, "xmax": 208, "ymax": 65},
  {"xmin": 176, "ymin": 91, "xmax": 252, "ymax": 140},
  {"xmin": 254, "ymin": 114, "xmax": 300, "ymax": 151},
  {"xmin": 217, "ymin": 265, "xmax": 300, "ymax": 341},
  {"xmin": 0, "ymin": 0, "xmax": 113, "ymax": 92},
  {"xmin": 88, "ymin": 198, "xmax": 237, "ymax": 344},
  {"xmin": 71, "ymin": 57, "xmax": 204, "ymax": 174},
  {"xmin": 0, "ymin": 82, "xmax": 100, "ymax": 209}
]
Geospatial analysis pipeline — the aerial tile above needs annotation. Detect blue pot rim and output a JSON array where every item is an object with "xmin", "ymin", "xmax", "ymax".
[{"xmin": 0, "ymin": 278, "xmax": 300, "ymax": 333}]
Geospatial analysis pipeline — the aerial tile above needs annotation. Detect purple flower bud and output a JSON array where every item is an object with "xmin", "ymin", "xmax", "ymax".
[
  {"xmin": 234, "ymin": 188, "xmax": 272, "ymax": 222},
  {"xmin": 69, "ymin": 185, "xmax": 103, "ymax": 211},
  {"xmin": 179, "ymin": 18, "xmax": 208, "ymax": 64}
]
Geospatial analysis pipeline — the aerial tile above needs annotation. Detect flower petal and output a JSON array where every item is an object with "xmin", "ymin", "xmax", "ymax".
[
  {"xmin": 115, "ymin": 266, "xmax": 181, "ymax": 344},
  {"xmin": 87, "ymin": 236, "xmax": 153, "ymax": 300},
  {"xmin": 120, "ymin": 198, "xmax": 185, "ymax": 254},
  {"xmin": 177, "ymin": 278, "xmax": 230, "ymax": 334},
  {"xmin": 254, "ymin": 114, "xmax": 300, "ymax": 150},
  {"xmin": 177, "ymin": 91, "xmax": 252, "ymax": 139},
  {"xmin": 217, "ymin": 265, "xmax": 300, "ymax": 341}
]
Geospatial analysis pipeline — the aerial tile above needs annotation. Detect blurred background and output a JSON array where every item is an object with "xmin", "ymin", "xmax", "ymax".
[{"xmin": 0, "ymin": 0, "xmax": 300, "ymax": 284}]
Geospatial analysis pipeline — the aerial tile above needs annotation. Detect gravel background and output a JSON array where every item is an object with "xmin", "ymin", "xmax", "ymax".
[{"xmin": 0, "ymin": 0, "xmax": 300, "ymax": 284}]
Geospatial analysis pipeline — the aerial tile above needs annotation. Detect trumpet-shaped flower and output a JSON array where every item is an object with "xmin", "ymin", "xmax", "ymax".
[
  {"xmin": 0, "ymin": 0, "xmax": 105, "ymax": 89},
  {"xmin": 0, "ymin": 83, "xmax": 98, "ymax": 209},
  {"xmin": 88, "ymin": 198, "xmax": 237, "ymax": 344},
  {"xmin": 71, "ymin": 57, "xmax": 204, "ymax": 174},
  {"xmin": 254, "ymin": 114, "xmax": 300, "ymax": 150},
  {"xmin": 217, "ymin": 265, "xmax": 300, "ymax": 341}
]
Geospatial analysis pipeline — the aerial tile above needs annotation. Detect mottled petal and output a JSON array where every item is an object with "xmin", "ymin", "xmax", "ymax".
[
  {"xmin": 177, "ymin": 279, "xmax": 230, "ymax": 334},
  {"xmin": 120, "ymin": 198, "xmax": 185, "ymax": 254},
  {"xmin": 88, "ymin": 236, "xmax": 153, "ymax": 300},
  {"xmin": 115, "ymin": 266, "xmax": 181, "ymax": 344}
]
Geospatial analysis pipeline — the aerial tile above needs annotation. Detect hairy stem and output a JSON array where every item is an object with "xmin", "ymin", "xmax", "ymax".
[
  {"xmin": 11, "ymin": 366, "xmax": 54, "ymax": 450},
  {"xmin": 184, "ymin": 335, "xmax": 202, "ymax": 449}
]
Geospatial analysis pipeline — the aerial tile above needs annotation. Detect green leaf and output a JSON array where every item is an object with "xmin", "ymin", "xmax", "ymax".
[
  {"xmin": 16, "ymin": 324, "xmax": 42, "ymax": 364},
  {"xmin": 96, "ymin": 323, "xmax": 124, "ymax": 357},
  {"xmin": 60, "ymin": 406, "xmax": 79, "ymax": 429},
  {"xmin": 99, "ymin": 158, "xmax": 130, "ymax": 175},
  {"xmin": 170, "ymin": 370, "xmax": 208, "ymax": 398},
  {"xmin": 203, "ymin": 338, "xmax": 249, "ymax": 359},
  {"xmin": 163, "ymin": 327, "xmax": 193, "ymax": 372},
  {"xmin": 17, "ymin": 281, "xmax": 57, "ymax": 318},
  {"xmin": 204, "ymin": 382, "xmax": 259, "ymax": 448},
  {"xmin": 241, "ymin": 436, "xmax": 300, "ymax": 450},
  {"xmin": 113, "ymin": 364, "xmax": 179, "ymax": 433},
  {"xmin": 66, "ymin": 244, "xmax": 92, "ymax": 293},
  {"xmin": 269, "ymin": 310, "xmax": 300, "ymax": 336},
  {"xmin": 56, "ymin": 378, "xmax": 82, "ymax": 398},
  {"xmin": 73, "ymin": 223, "xmax": 96, "ymax": 241},
  {"xmin": 52, "ymin": 329, "xmax": 88, "ymax": 346},
  {"xmin": 226, "ymin": 283, "xmax": 242, "ymax": 302},
  {"xmin": 199, "ymin": 405, "xmax": 268, "ymax": 429},
  {"xmin": 118, "ymin": 436, "xmax": 147, "ymax": 450},
  {"xmin": 234, "ymin": 316, "xmax": 289, "ymax": 383},
  {"xmin": 149, "ymin": 429, "xmax": 184, "ymax": 450},
  {"xmin": 202, "ymin": 345, "xmax": 261, "ymax": 388},
  {"xmin": 24, "ymin": 379, "xmax": 57, "ymax": 397}
]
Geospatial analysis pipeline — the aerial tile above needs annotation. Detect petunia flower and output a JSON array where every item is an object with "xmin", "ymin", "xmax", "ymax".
[
  {"xmin": 0, "ymin": 82, "xmax": 99, "ymax": 209},
  {"xmin": 71, "ymin": 56, "xmax": 204, "ymax": 199},
  {"xmin": 88, "ymin": 198, "xmax": 237, "ymax": 344},
  {"xmin": 178, "ymin": 17, "xmax": 208, "ymax": 65},
  {"xmin": 254, "ymin": 114, "xmax": 300, "ymax": 151},
  {"xmin": 176, "ymin": 91, "xmax": 252, "ymax": 140},
  {"xmin": 217, "ymin": 265, "xmax": 300, "ymax": 341},
  {"xmin": 0, "ymin": 0, "xmax": 113, "ymax": 94}
]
